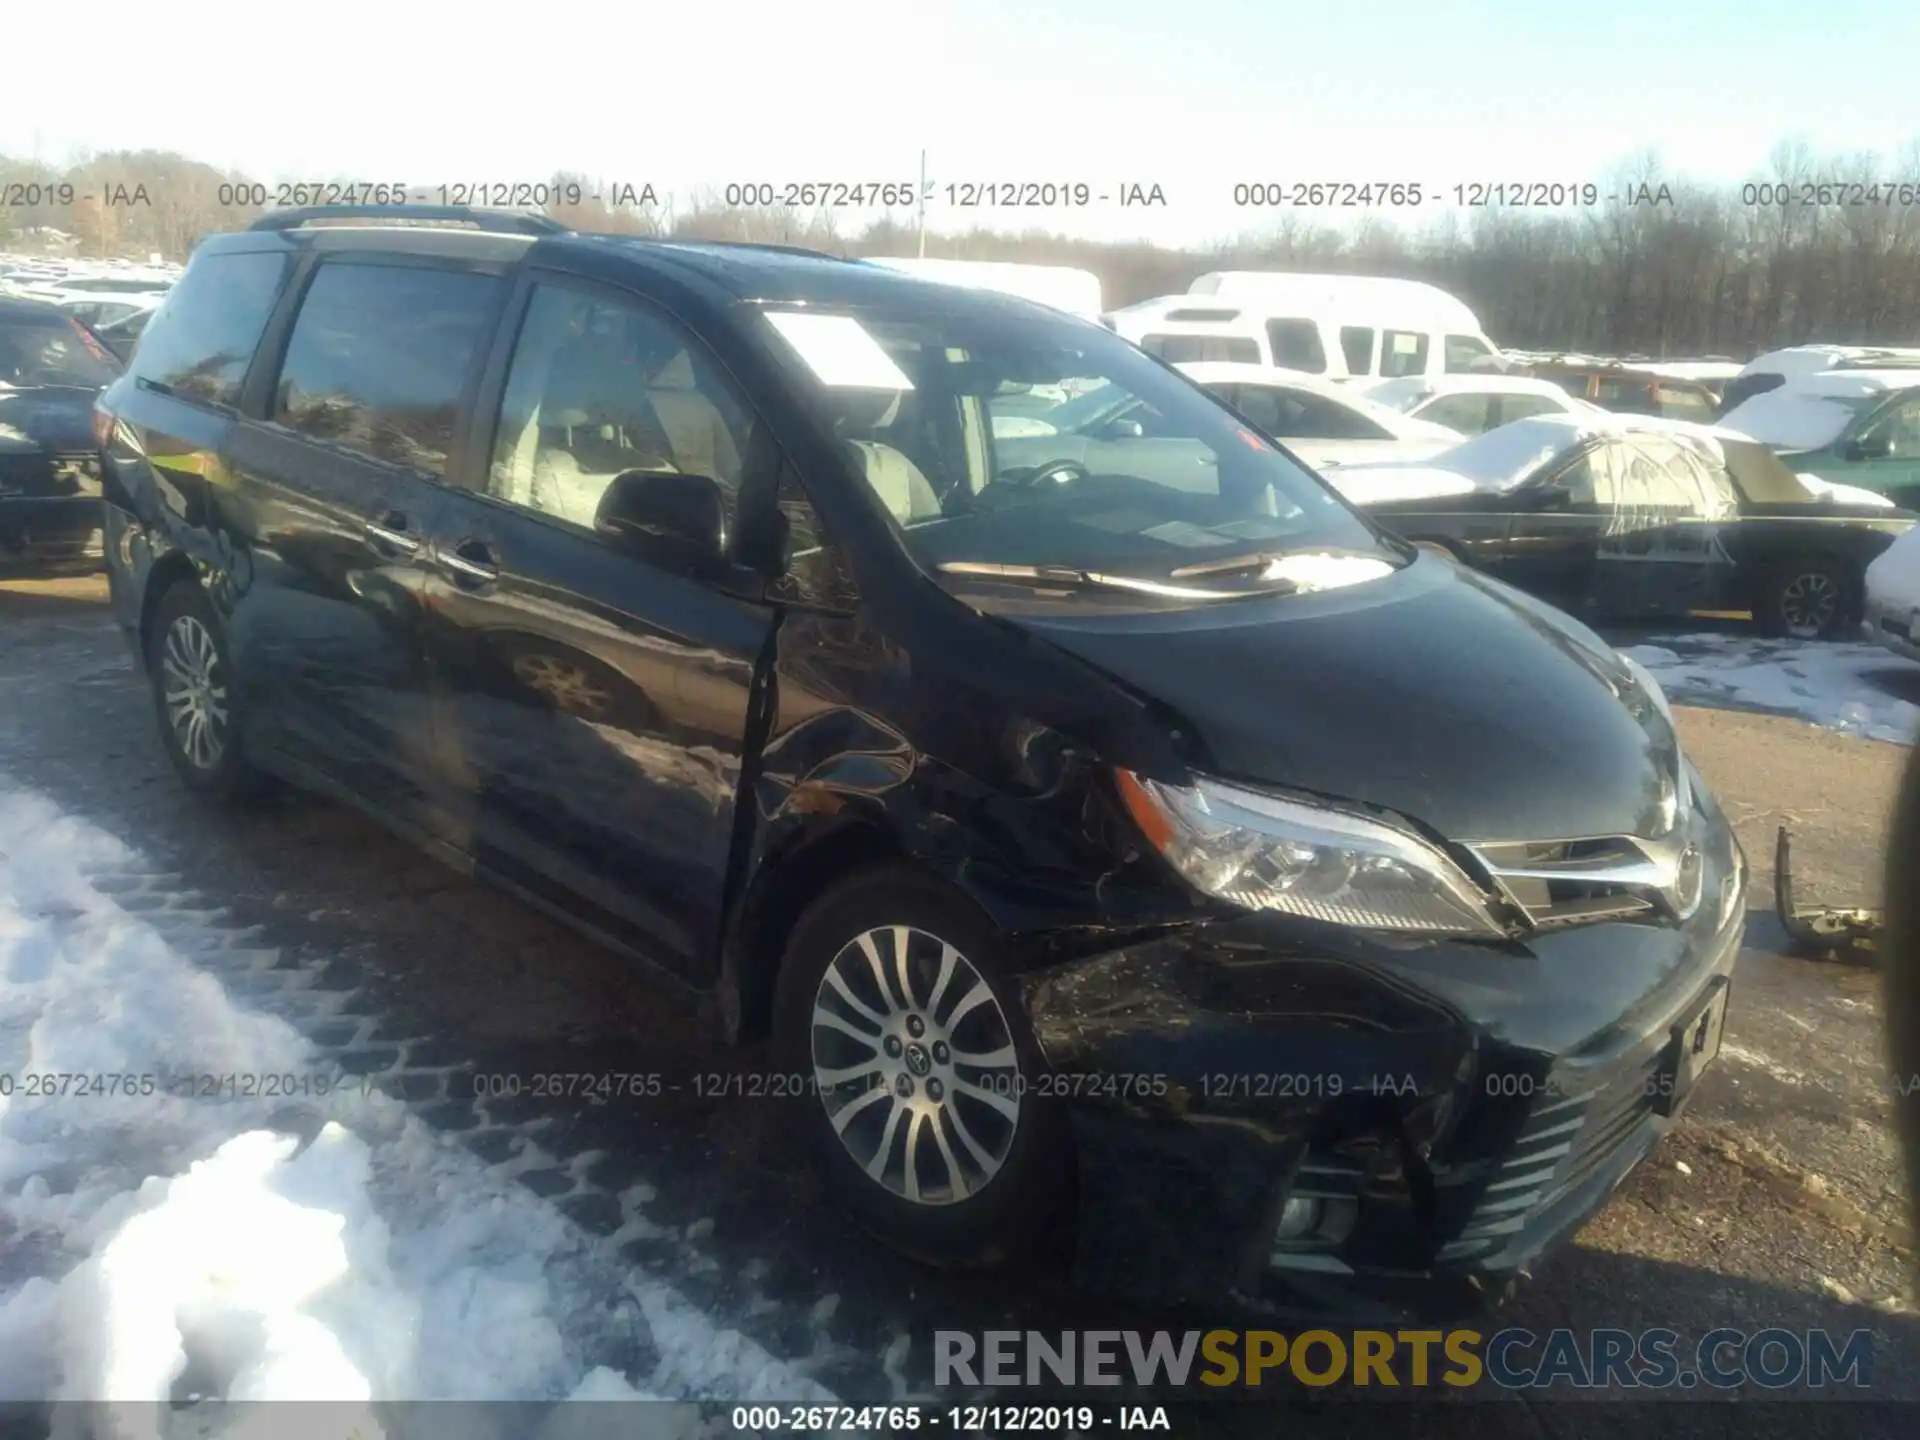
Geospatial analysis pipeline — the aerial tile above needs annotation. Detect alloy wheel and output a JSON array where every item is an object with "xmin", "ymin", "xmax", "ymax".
[
  {"xmin": 809, "ymin": 925, "xmax": 1022, "ymax": 1207},
  {"xmin": 160, "ymin": 614, "xmax": 228, "ymax": 771},
  {"xmin": 1780, "ymin": 571, "xmax": 1840, "ymax": 638}
]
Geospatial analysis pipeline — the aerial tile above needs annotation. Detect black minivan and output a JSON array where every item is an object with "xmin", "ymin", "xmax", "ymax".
[{"xmin": 96, "ymin": 207, "xmax": 1745, "ymax": 1316}]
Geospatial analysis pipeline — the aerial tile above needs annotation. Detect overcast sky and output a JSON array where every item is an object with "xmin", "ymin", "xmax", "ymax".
[{"xmin": 6, "ymin": 0, "xmax": 1918, "ymax": 247}]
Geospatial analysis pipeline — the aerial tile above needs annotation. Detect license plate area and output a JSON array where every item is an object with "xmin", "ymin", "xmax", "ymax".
[{"xmin": 1654, "ymin": 976, "xmax": 1730, "ymax": 1118}]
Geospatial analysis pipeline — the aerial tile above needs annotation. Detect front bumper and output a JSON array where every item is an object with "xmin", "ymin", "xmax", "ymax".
[
  {"xmin": 0, "ymin": 495, "xmax": 105, "ymax": 577},
  {"xmin": 1020, "ymin": 793, "xmax": 1746, "ymax": 1321}
]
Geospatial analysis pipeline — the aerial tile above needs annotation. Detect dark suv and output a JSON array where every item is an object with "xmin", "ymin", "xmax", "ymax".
[{"xmin": 97, "ymin": 206, "xmax": 1745, "ymax": 1316}]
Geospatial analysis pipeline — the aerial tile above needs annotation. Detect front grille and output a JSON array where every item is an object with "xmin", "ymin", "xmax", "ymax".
[
  {"xmin": 1438, "ymin": 1045, "xmax": 1665, "ymax": 1262},
  {"xmin": 1469, "ymin": 835, "xmax": 1671, "ymax": 926}
]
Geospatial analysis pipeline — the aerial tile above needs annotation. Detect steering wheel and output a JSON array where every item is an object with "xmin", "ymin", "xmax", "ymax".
[{"xmin": 1008, "ymin": 458, "xmax": 1092, "ymax": 489}]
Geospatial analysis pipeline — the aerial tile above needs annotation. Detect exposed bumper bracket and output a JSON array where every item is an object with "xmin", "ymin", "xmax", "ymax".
[{"xmin": 1774, "ymin": 826, "xmax": 1880, "ymax": 961}]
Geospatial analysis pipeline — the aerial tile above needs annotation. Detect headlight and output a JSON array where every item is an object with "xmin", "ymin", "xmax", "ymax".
[{"xmin": 1115, "ymin": 769, "xmax": 1505, "ymax": 936}]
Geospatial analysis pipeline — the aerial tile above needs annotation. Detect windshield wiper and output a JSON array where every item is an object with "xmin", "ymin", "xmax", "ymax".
[
  {"xmin": 935, "ymin": 560, "xmax": 1291, "ymax": 600},
  {"xmin": 1165, "ymin": 544, "xmax": 1405, "ymax": 580}
]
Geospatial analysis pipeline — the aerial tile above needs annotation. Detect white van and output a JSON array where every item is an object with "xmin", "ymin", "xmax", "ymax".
[
  {"xmin": 861, "ymin": 257, "xmax": 1104, "ymax": 322},
  {"xmin": 1104, "ymin": 272, "xmax": 1500, "ymax": 384}
]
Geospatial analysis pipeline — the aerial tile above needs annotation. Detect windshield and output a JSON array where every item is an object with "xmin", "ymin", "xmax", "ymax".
[
  {"xmin": 0, "ymin": 313, "xmax": 123, "ymax": 390},
  {"xmin": 760, "ymin": 302, "xmax": 1398, "ymax": 597}
]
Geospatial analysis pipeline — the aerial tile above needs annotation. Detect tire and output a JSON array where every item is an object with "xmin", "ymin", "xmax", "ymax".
[
  {"xmin": 1754, "ymin": 557, "xmax": 1855, "ymax": 640},
  {"xmin": 146, "ymin": 580, "xmax": 260, "ymax": 802},
  {"xmin": 771, "ymin": 863, "xmax": 1070, "ymax": 1268}
]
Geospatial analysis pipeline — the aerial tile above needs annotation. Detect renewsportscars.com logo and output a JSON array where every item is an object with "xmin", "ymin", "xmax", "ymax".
[{"xmin": 933, "ymin": 1328, "xmax": 1875, "ymax": 1390}]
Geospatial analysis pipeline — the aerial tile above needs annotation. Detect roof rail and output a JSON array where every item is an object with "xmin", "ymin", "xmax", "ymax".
[{"xmin": 248, "ymin": 204, "xmax": 568, "ymax": 236}]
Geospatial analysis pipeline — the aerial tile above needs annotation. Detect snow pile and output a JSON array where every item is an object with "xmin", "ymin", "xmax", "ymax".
[
  {"xmin": 0, "ymin": 785, "xmax": 832, "ymax": 1427},
  {"xmin": 1623, "ymin": 636, "xmax": 1920, "ymax": 745}
]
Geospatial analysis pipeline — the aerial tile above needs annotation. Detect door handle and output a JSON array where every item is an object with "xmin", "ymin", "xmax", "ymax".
[
  {"xmin": 435, "ymin": 537, "xmax": 500, "ymax": 585},
  {"xmin": 364, "ymin": 512, "xmax": 422, "ymax": 555}
]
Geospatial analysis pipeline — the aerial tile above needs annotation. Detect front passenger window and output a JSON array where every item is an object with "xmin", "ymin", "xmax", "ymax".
[{"xmin": 488, "ymin": 285, "xmax": 756, "ymax": 536}]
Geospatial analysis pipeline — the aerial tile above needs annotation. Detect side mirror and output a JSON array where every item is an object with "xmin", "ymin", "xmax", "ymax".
[
  {"xmin": 1843, "ymin": 434, "xmax": 1893, "ymax": 462},
  {"xmin": 595, "ymin": 470, "xmax": 728, "ymax": 569},
  {"xmin": 1100, "ymin": 417, "xmax": 1146, "ymax": 441}
]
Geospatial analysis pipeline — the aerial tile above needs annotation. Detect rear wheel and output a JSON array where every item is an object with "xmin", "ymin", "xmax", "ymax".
[
  {"xmin": 772, "ymin": 864, "xmax": 1069, "ymax": 1268},
  {"xmin": 1756, "ymin": 557, "xmax": 1854, "ymax": 640},
  {"xmin": 146, "ymin": 581, "xmax": 260, "ymax": 801}
]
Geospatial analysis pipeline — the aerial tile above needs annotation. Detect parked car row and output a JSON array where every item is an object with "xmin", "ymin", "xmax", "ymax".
[
  {"xmin": 1334, "ymin": 413, "xmax": 1913, "ymax": 640},
  {"xmin": 0, "ymin": 297, "xmax": 121, "ymax": 577}
]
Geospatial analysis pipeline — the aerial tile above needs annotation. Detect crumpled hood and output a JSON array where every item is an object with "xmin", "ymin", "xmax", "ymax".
[
  {"xmin": 1011, "ymin": 555, "xmax": 1677, "ymax": 843},
  {"xmin": 0, "ymin": 387, "xmax": 97, "ymax": 455}
]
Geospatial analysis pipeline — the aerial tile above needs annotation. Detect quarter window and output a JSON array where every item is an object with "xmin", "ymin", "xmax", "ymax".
[
  {"xmin": 272, "ymin": 261, "xmax": 500, "ymax": 476},
  {"xmin": 1413, "ymin": 393, "xmax": 1492, "ymax": 434},
  {"xmin": 129, "ymin": 250, "xmax": 289, "ymax": 410}
]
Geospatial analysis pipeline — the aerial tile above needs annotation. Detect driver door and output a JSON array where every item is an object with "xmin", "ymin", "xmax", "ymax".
[{"xmin": 1590, "ymin": 438, "xmax": 1735, "ymax": 620}]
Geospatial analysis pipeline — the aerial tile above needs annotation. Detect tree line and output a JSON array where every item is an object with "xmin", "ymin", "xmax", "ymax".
[{"xmin": 6, "ymin": 141, "xmax": 1920, "ymax": 360}]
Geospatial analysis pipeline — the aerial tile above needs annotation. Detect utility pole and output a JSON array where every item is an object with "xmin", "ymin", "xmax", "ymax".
[{"xmin": 916, "ymin": 149, "xmax": 928, "ymax": 257}]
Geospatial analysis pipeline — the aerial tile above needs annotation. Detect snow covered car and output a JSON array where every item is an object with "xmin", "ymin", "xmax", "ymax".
[
  {"xmin": 1718, "ymin": 370, "xmax": 1920, "ymax": 510},
  {"xmin": 1865, "ymin": 525, "xmax": 1920, "ymax": 661},
  {"xmin": 1364, "ymin": 373, "xmax": 1604, "ymax": 434},
  {"xmin": 0, "ymin": 297, "xmax": 121, "ymax": 577},
  {"xmin": 1716, "ymin": 344, "xmax": 1920, "ymax": 416},
  {"xmin": 1343, "ymin": 413, "xmax": 1916, "ymax": 638}
]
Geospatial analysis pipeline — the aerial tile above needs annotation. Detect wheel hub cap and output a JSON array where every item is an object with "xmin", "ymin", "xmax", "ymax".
[
  {"xmin": 1782, "ymin": 573, "xmax": 1838, "ymax": 634},
  {"xmin": 160, "ymin": 615, "xmax": 228, "ymax": 771},
  {"xmin": 810, "ymin": 925, "xmax": 1022, "ymax": 1207}
]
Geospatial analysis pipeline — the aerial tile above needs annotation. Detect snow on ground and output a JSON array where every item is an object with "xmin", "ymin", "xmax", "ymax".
[
  {"xmin": 0, "ymin": 784, "xmax": 833, "ymax": 1433},
  {"xmin": 1622, "ymin": 633, "xmax": 1920, "ymax": 745}
]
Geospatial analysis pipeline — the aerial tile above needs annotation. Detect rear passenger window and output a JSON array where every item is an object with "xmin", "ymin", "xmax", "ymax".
[
  {"xmin": 129, "ymin": 250, "xmax": 289, "ymax": 409},
  {"xmin": 1339, "ymin": 326, "xmax": 1374, "ymax": 375},
  {"xmin": 271, "ymin": 262, "xmax": 501, "ymax": 477},
  {"xmin": 1265, "ymin": 318, "xmax": 1326, "ymax": 373},
  {"xmin": 1493, "ymin": 394, "xmax": 1564, "ymax": 425},
  {"xmin": 1444, "ymin": 334, "xmax": 1496, "ymax": 373},
  {"xmin": 1379, "ymin": 330, "xmax": 1430, "ymax": 379},
  {"xmin": 1415, "ymin": 393, "xmax": 1492, "ymax": 434}
]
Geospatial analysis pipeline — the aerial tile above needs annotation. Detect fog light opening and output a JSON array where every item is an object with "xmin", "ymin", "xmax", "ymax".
[{"xmin": 1275, "ymin": 1196, "xmax": 1322, "ymax": 1241}]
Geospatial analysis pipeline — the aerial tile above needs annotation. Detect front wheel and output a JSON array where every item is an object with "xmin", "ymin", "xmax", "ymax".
[
  {"xmin": 772, "ymin": 864, "xmax": 1069, "ymax": 1268},
  {"xmin": 1755, "ymin": 557, "xmax": 1855, "ymax": 640}
]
